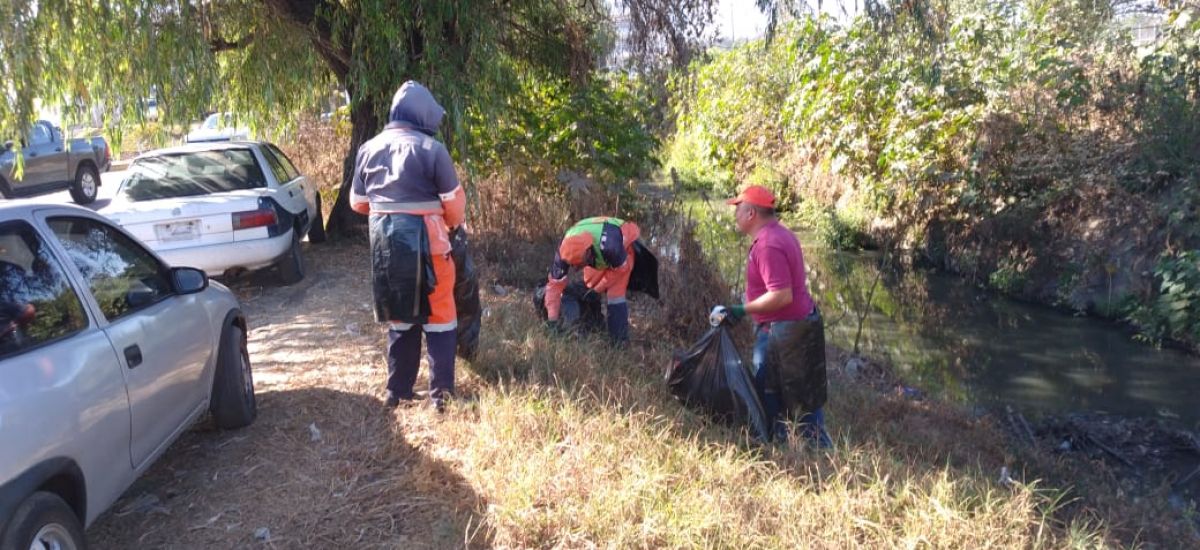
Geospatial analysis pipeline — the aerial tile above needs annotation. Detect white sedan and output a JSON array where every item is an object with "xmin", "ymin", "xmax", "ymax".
[
  {"xmin": 103, "ymin": 142, "xmax": 326, "ymax": 284},
  {"xmin": 185, "ymin": 112, "xmax": 250, "ymax": 143}
]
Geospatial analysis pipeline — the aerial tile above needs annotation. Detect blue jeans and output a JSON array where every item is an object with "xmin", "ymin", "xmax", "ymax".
[{"xmin": 753, "ymin": 324, "xmax": 832, "ymax": 447}]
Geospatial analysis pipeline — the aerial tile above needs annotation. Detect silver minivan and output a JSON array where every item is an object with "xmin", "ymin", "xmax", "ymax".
[{"xmin": 0, "ymin": 202, "xmax": 256, "ymax": 549}]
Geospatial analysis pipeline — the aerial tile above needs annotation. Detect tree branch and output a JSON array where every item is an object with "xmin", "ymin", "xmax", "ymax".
[
  {"xmin": 209, "ymin": 35, "xmax": 253, "ymax": 53},
  {"xmin": 262, "ymin": 0, "xmax": 352, "ymax": 81}
]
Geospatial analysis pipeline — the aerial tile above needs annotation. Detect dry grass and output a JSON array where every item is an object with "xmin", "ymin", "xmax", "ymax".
[
  {"xmin": 278, "ymin": 119, "xmax": 350, "ymax": 207},
  {"xmin": 449, "ymin": 289, "xmax": 1147, "ymax": 549},
  {"xmin": 86, "ymin": 242, "xmax": 487, "ymax": 549},
  {"xmin": 85, "ymin": 198, "xmax": 1195, "ymax": 549}
]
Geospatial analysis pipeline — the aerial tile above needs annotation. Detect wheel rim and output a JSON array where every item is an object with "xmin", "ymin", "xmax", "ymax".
[
  {"xmin": 29, "ymin": 523, "xmax": 78, "ymax": 550},
  {"xmin": 80, "ymin": 172, "xmax": 96, "ymax": 197}
]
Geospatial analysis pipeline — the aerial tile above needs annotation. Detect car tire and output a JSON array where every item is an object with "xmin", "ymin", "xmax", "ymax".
[
  {"xmin": 69, "ymin": 163, "xmax": 100, "ymax": 204},
  {"xmin": 307, "ymin": 194, "xmax": 327, "ymax": 244},
  {"xmin": 278, "ymin": 231, "xmax": 305, "ymax": 285},
  {"xmin": 0, "ymin": 491, "xmax": 86, "ymax": 550},
  {"xmin": 210, "ymin": 324, "xmax": 256, "ymax": 429}
]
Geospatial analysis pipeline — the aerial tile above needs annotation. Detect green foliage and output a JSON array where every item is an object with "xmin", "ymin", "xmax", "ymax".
[
  {"xmin": 665, "ymin": 1, "xmax": 1200, "ymax": 350},
  {"xmin": 465, "ymin": 73, "xmax": 660, "ymax": 196},
  {"xmin": 662, "ymin": 126, "xmax": 736, "ymax": 194},
  {"xmin": 793, "ymin": 201, "xmax": 871, "ymax": 251},
  {"xmin": 745, "ymin": 161, "xmax": 796, "ymax": 213},
  {"xmin": 1134, "ymin": 9, "xmax": 1200, "ymax": 179},
  {"xmin": 988, "ymin": 262, "xmax": 1026, "ymax": 295},
  {"xmin": 1130, "ymin": 250, "xmax": 1200, "ymax": 345},
  {"xmin": 0, "ymin": 0, "xmax": 335, "ymax": 149},
  {"xmin": 664, "ymin": 1, "xmax": 1182, "ymax": 244},
  {"xmin": 680, "ymin": 197, "xmax": 746, "ymax": 292}
]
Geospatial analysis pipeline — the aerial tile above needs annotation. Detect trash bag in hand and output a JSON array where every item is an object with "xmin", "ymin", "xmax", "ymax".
[
  {"xmin": 450, "ymin": 226, "xmax": 482, "ymax": 361},
  {"xmin": 666, "ymin": 324, "xmax": 770, "ymax": 441},
  {"xmin": 532, "ymin": 280, "xmax": 606, "ymax": 334}
]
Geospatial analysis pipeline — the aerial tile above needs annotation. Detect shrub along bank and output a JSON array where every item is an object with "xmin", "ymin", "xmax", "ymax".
[{"xmin": 665, "ymin": 2, "xmax": 1200, "ymax": 349}]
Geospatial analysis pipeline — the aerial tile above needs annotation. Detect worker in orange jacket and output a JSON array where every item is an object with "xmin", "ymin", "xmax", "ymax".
[
  {"xmin": 544, "ymin": 216, "xmax": 642, "ymax": 343},
  {"xmin": 351, "ymin": 81, "xmax": 466, "ymax": 413}
]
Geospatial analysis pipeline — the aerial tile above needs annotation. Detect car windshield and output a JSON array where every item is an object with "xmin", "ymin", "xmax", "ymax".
[
  {"xmin": 201, "ymin": 113, "xmax": 232, "ymax": 130},
  {"xmin": 120, "ymin": 149, "xmax": 267, "ymax": 201}
]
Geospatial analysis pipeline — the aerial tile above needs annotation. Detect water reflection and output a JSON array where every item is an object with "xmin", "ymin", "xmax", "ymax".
[{"xmin": 690, "ymin": 213, "xmax": 1200, "ymax": 427}]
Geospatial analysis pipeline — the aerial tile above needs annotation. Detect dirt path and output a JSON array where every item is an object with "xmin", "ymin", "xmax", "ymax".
[{"xmin": 88, "ymin": 241, "xmax": 486, "ymax": 549}]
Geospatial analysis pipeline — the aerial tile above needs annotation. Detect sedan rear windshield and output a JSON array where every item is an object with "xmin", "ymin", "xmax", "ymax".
[{"xmin": 121, "ymin": 149, "xmax": 266, "ymax": 201}]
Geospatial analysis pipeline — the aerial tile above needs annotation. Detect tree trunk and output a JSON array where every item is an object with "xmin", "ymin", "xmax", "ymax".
[{"xmin": 325, "ymin": 94, "xmax": 384, "ymax": 237}]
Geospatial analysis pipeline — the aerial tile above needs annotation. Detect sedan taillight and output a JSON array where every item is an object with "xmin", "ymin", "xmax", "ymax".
[{"xmin": 232, "ymin": 208, "xmax": 278, "ymax": 231}]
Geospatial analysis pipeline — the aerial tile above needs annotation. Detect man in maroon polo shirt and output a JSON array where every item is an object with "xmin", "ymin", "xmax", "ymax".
[{"xmin": 711, "ymin": 185, "xmax": 830, "ymax": 445}]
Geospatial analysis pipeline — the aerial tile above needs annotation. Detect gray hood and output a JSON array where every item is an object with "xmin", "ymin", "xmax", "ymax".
[{"xmin": 388, "ymin": 81, "xmax": 445, "ymax": 136}]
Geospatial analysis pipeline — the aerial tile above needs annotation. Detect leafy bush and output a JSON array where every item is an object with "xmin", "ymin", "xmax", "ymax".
[
  {"xmin": 664, "ymin": 1, "xmax": 1191, "ymax": 245},
  {"xmin": 794, "ymin": 201, "xmax": 872, "ymax": 251},
  {"xmin": 465, "ymin": 73, "xmax": 659, "ymax": 200},
  {"xmin": 1134, "ymin": 9, "xmax": 1200, "ymax": 179},
  {"xmin": 664, "ymin": 1, "xmax": 1200, "ymax": 348},
  {"xmin": 1130, "ymin": 251, "xmax": 1200, "ymax": 345}
]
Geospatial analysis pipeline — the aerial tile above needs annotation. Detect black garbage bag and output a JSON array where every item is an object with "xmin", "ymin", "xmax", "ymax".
[
  {"xmin": 450, "ymin": 226, "xmax": 482, "ymax": 361},
  {"xmin": 666, "ymin": 324, "xmax": 771, "ymax": 441},
  {"xmin": 627, "ymin": 240, "xmax": 660, "ymax": 300},
  {"xmin": 763, "ymin": 308, "xmax": 828, "ymax": 414},
  {"xmin": 532, "ymin": 280, "xmax": 606, "ymax": 334}
]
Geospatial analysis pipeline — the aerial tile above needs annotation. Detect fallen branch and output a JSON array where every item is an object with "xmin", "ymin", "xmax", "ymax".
[
  {"xmin": 1007, "ymin": 406, "xmax": 1036, "ymax": 447},
  {"xmin": 1174, "ymin": 462, "xmax": 1200, "ymax": 489},
  {"xmin": 1081, "ymin": 431, "xmax": 1136, "ymax": 469}
]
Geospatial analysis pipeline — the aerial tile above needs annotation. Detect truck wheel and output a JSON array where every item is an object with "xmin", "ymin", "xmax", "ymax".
[
  {"xmin": 307, "ymin": 194, "xmax": 327, "ymax": 244},
  {"xmin": 0, "ymin": 492, "xmax": 85, "ymax": 550},
  {"xmin": 277, "ymin": 231, "xmax": 305, "ymax": 285},
  {"xmin": 210, "ymin": 324, "xmax": 257, "ymax": 429},
  {"xmin": 69, "ymin": 163, "xmax": 100, "ymax": 204}
]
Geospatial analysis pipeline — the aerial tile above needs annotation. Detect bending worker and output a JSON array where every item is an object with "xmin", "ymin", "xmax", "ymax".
[
  {"xmin": 351, "ymin": 81, "xmax": 466, "ymax": 413},
  {"xmin": 711, "ymin": 185, "xmax": 830, "ymax": 445},
  {"xmin": 545, "ymin": 216, "xmax": 641, "ymax": 343}
]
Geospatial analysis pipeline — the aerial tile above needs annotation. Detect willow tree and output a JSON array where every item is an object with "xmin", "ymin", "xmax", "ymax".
[
  {"xmin": 1, "ymin": 0, "xmax": 729, "ymax": 233},
  {"xmin": 1, "ymin": 1, "xmax": 609, "ymax": 230}
]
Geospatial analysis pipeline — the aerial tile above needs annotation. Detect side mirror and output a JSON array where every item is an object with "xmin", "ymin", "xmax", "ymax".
[{"xmin": 171, "ymin": 267, "xmax": 209, "ymax": 294}]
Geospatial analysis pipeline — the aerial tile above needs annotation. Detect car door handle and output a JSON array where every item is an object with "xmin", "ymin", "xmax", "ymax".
[{"xmin": 124, "ymin": 344, "xmax": 143, "ymax": 368}]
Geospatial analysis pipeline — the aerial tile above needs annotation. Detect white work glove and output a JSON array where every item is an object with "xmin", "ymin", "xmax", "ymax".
[{"xmin": 708, "ymin": 305, "xmax": 729, "ymax": 327}]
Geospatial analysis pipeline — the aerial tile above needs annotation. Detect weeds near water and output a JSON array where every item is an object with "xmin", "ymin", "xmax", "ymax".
[
  {"xmin": 437, "ymin": 290, "xmax": 1144, "ymax": 547},
  {"xmin": 428, "ymin": 171, "xmax": 1178, "ymax": 547}
]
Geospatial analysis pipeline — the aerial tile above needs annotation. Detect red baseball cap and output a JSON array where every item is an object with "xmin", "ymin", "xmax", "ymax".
[{"xmin": 726, "ymin": 185, "xmax": 776, "ymax": 208}]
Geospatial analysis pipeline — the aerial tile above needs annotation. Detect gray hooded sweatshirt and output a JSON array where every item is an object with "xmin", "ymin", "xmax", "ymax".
[{"xmin": 351, "ymin": 81, "xmax": 460, "ymax": 213}]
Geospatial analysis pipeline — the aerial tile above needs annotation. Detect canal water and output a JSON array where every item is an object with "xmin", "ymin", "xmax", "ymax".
[{"xmin": 682, "ymin": 207, "xmax": 1200, "ymax": 428}]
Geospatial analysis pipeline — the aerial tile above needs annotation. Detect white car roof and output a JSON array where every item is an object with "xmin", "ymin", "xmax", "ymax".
[
  {"xmin": 0, "ymin": 201, "xmax": 99, "ymax": 221},
  {"xmin": 133, "ymin": 141, "xmax": 267, "ymax": 160}
]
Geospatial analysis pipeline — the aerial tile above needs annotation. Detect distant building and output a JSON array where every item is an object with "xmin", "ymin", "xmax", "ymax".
[{"xmin": 1122, "ymin": 10, "xmax": 1165, "ymax": 48}]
